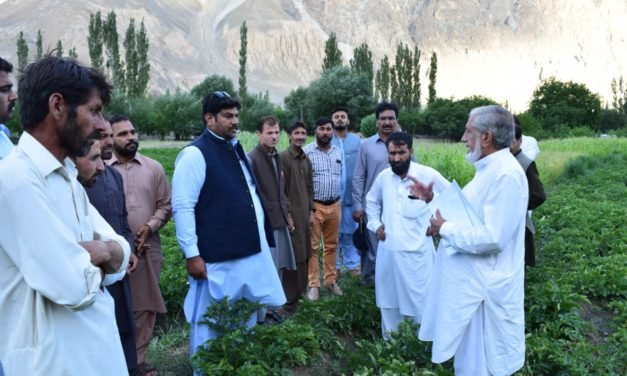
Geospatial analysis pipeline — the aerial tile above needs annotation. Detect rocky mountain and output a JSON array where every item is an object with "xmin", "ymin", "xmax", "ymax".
[{"xmin": 1, "ymin": 0, "xmax": 626, "ymax": 111}]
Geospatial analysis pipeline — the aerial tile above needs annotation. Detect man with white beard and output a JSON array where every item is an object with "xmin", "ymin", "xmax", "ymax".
[
  {"xmin": 418, "ymin": 105, "xmax": 528, "ymax": 376},
  {"xmin": 365, "ymin": 132, "xmax": 448, "ymax": 340}
]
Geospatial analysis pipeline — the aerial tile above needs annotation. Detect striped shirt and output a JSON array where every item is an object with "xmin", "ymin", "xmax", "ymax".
[{"xmin": 303, "ymin": 142, "xmax": 343, "ymax": 201}]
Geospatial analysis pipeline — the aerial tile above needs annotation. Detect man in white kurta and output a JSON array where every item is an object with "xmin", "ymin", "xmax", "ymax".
[
  {"xmin": 0, "ymin": 133, "xmax": 130, "ymax": 375},
  {"xmin": 0, "ymin": 57, "xmax": 130, "ymax": 375},
  {"xmin": 418, "ymin": 105, "xmax": 528, "ymax": 376},
  {"xmin": 365, "ymin": 132, "xmax": 449, "ymax": 340}
]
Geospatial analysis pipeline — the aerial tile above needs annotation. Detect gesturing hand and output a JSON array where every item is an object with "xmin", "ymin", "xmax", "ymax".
[
  {"xmin": 429, "ymin": 209, "xmax": 446, "ymax": 237},
  {"xmin": 406, "ymin": 176, "xmax": 434, "ymax": 202}
]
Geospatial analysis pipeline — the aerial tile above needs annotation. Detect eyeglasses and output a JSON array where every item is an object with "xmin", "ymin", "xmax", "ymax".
[{"xmin": 211, "ymin": 91, "xmax": 231, "ymax": 99}]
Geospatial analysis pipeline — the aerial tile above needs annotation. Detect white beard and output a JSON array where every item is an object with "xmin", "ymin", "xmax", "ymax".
[{"xmin": 464, "ymin": 141, "xmax": 482, "ymax": 164}]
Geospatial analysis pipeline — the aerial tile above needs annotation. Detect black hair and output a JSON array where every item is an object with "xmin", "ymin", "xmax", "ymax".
[
  {"xmin": 108, "ymin": 114, "xmax": 130, "ymax": 126},
  {"xmin": 331, "ymin": 107, "xmax": 349, "ymax": 117},
  {"xmin": 314, "ymin": 116, "xmax": 332, "ymax": 128},
  {"xmin": 201, "ymin": 91, "xmax": 241, "ymax": 124},
  {"xmin": 514, "ymin": 122, "xmax": 523, "ymax": 140},
  {"xmin": 385, "ymin": 132, "xmax": 413, "ymax": 149},
  {"xmin": 18, "ymin": 56, "xmax": 112, "ymax": 131},
  {"xmin": 286, "ymin": 120, "xmax": 308, "ymax": 134},
  {"xmin": 375, "ymin": 101, "xmax": 399, "ymax": 119},
  {"xmin": 0, "ymin": 57, "xmax": 13, "ymax": 73},
  {"xmin": 256, "ymin": 115, "xmax": 279, "ymax": 132}
]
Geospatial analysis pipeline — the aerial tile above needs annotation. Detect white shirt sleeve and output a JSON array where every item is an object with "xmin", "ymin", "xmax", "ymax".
[
  {"xmin": 172, "ymin": 146, "xmax": 206, "ymax": 259},
  {"xmin": 439, "ymin": 173, "xmax": 527, "ymax": 255},
  {"xmin": 87, "ymin": 200, "xmax": 131, "ymax": 286},
  {"xmin": 0, "ymin": 181, "xmax": 103, "ymax": 311},
  {"xmin": 365, "ymin": 173, "xmax": 384, "ymax": 233}
]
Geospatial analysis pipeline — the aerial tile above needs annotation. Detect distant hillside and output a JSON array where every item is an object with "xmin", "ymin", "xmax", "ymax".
[{"xmin": 1, "ymin": 0, "xmax": 626, "ymax": 111}]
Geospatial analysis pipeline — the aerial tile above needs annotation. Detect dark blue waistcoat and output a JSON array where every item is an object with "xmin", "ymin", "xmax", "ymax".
[{"xmin": 191, "ymin": 130, "xmax": 274, "ymax": 263}]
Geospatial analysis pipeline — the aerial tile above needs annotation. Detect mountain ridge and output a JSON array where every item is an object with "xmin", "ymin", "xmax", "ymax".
[{"xmin": 1, "ymin": 0, "xmax": 625, "ymax": 111}]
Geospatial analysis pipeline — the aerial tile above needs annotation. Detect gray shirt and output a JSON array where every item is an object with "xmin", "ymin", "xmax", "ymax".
[{"xmin": 352, "ymin": 133, "xmax": 390, "ymax": 212}]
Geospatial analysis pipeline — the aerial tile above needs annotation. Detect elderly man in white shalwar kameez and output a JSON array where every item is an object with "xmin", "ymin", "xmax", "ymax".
[
  {"xmin": 366, "ymin": 132, "xmax": 449, "ymax": 340},
  {"xmin": 417, "ymin": 105, "xmax": 528, "ymax": 376}
]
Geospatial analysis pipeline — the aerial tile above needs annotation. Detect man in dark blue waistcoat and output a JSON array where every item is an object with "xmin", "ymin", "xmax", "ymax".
[{"xmin": 171, "ymin": 91, "xmax": 286, "ymax": 363}]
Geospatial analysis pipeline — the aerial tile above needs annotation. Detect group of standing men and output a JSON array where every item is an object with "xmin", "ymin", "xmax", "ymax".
[
  {"xmin": 170, "ymin": 90, "xmax": 540, "ymax": 376},
  {"xmin": 1, "ymin": 53, "xmax": 544, "ymax": 376},
  {"xmin": 0, "ymin": 56, "xmax": 170, "ymax": 376}
]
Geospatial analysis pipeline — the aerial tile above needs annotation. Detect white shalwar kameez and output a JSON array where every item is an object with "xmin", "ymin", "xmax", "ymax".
[
  {"xmin": 180, "ymin": 152, "xmax": 286, "ymax": 357},
  {"xmin": 0, "ymin": 133, "xmax": 130, "ymax": 375},
  {"xmin": 366, "ymin": 162, "xmax": 449, "ymax": 340},
  {"xmin": 419, "ymin": 149, "xmax": 528, "ymax": 376}
]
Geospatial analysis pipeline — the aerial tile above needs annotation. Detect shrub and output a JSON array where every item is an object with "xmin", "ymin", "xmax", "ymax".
[{"xmin": 360, "ymin": 113, "xmax": 377, "ymax": 137}]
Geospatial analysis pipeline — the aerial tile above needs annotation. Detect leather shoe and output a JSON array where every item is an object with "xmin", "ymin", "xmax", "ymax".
[
  {"xmin": 307, "ymin": 287, "xmax": 319, "ymax": 301},
  {"xmin": 326, "ymin": 282, "xmax": 343, "ymax": 296}
]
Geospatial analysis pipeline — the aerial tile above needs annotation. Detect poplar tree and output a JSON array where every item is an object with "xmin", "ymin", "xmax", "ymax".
[
  {"xmin": 36, "ymin": 30, "xmax": 43, "ymax": 60},
  {"xmin": 322, "ymin": 32, "xmax": 343, "ymax": 71},
  {"xmin": 350, "ymin": 43, "xmax": 374, "ymax": 96},
  {"xmin": 375, "ymin": 55, "xmax": 391, "ymax": 101},
  {"xmin": 389, "ymin": 43, "xmax": 421, "ymax": 110},
  {"xmin": 124, "ymin": 19, "xmax": 138, "ymax": 96},
  {"xmin": 55, "ymin": 40, "xmax": 63, "ymax": 58},
  {"xmin": 135, "ymin": 20, "xmax": 150, "ymax": 97},
  {"xmin": 411, "ymin": 46, "xmax": 421, "ymax": 109},
  {"xmin": 17, "ymin": 32, "xmax": 29, "ymax": 70},
  {"xmin": 611, "ymin": 76, "xmax": 626, "ymax": 114},
  {"xmin": 104, "ymin": 11, "xmax": 125, "ymax": 92},
  {"xmin": 238, "ymin": 21, "xmax": 248, "ymax": 100},
  {"xmin": 88, "ymin": 11, "xmax": 104, "ymax": 69},
  {"xmin": 427, "ymin": 52, "xmax": 438, "ymax": 105}
]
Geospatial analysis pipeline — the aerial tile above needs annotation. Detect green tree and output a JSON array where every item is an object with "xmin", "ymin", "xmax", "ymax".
[
  {"xmin": 322, "ymin": 32, "xmax": 343, "ymax": 71},
  {"xmin": 104, "ymin": 11, "xmax": 125, "ymax": 93},
  {"xmin": 68, "ymin": 47, "xmax": 78, "ymax": 59},
  {"xmin": 390, "ymin": 43, "xmax": 421, "ymax": 110},
  {"xmin": 152, "ymin": 91, "xmax": 202, "ymax": 139},
  {"xmin": 55, "ymin": 40, "xmax": 63, "ymax": 58},
  {"xmin": 284, "ymin": 86, "xmax": 311, "ymax": 123},
  {"xmin": 17, "ymin": 32, "xmax": 29, "ymax": 70},
  {"xmin": 350, "ymin": 43, "xmax": 373, "ymax": 96},
  {"xmin": 88, "ymin": 11, "xmax": 104, "ymax": 69},
  {"xmin": 611, "ymin": 76, "xmax": 626, "ymax": 114},
  {"xmin": 191, "ymin": 75, "xmax": 235, "ymax": 98},
  {"xmin": 411, "ymin": 46, "xmax": 421, "ymax": 109},
  {"xmin": 427, "ymin": 52, "xmax": 437, "ymax": 105},
  {"xmin": 35, "ymin": 30, "xmax": 43, "ymax": 60},
  {"xmin": 238, "ymin": 93, "xmax": 278, "ymax": 133},
  {"xmin": 307, "ymin": 66, "xmax": 373, "ymax": 129},
  {"xmin": 124, "ymin": 19, "xmax": 139, "ymax": 96},
  {"xmin": 529, "ymin": 77, "xmax": 602, "ymax": 134},
  {"xmin": 135, "ymin": 20, "xmax": 150, "ymax": 97},
  {"xmin": 238, "ymin": 21, "xmax": 248, "ymax": 100},
  {"xmin": 423, "ymin": 96, "xmax": 497, "ymax": 139},
  {"xmin": 375, "ymin": 55, "xmax": 391, "ymax": 101}
]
